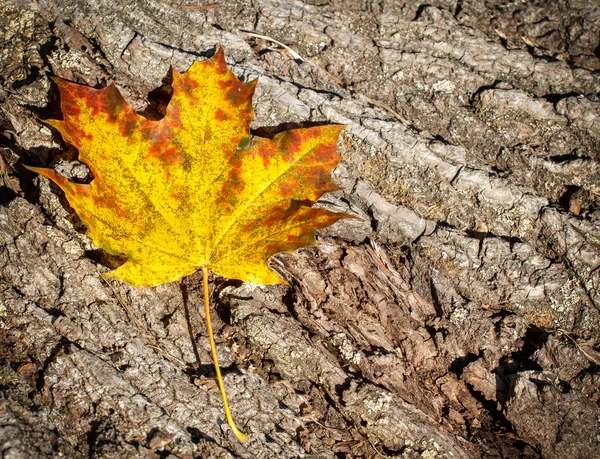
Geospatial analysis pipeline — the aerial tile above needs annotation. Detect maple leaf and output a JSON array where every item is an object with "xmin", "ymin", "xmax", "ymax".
[
  {"xmin": 27, "ymin": 47, "xmax": 351, "ymax": 441},
  {"xmin": 28, "ymin": 47, "xmax": 349, "ymax": 286}
]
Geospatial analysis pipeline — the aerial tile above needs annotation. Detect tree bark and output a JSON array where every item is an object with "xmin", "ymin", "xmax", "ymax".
[{"xmin": 1, "ymin": 0, "xmax": 599, "ymax": 458}]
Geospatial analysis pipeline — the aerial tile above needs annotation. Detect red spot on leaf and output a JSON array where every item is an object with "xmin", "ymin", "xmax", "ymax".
[
  {"xmin": 62, "ymin": 122, "xmax": 93, "ymax": 149},
  {"xmin": 59, "ymin": 88, "xmax": 82, "ymax": 118},
  {"xmin": 118, "ymin": 115, "xmax": 139, "ymax": 138},
  {"xmin": 215, "ymin": 108, "xmax": 228, "ymax": 121},
  {"xmin": 142, "ymin": 107, "xmax": 183, "ymax": 167},
  {"xmin": 170, "ymin": 182, "xmax": 183, "ymax": 200},
  {"xmin": 89, "ymin": 179, "xmax": 128, "ymax": 219},
  {"xmin": 218, "ymin": 79, "xmax": 256, "ymax": 109},
  {"xmin": 278, "ymin": 131, "xmax": 302, "ymax": 162},
  {"xmin": 250, "ymin": 142, "xmax": 273, "ymax": 168},
  {"xmin": 217, "ymin": 149, "xmax": 245, "ymax": 213},
  {"xmin": 78, "ymin": 85, "xmax": 126, "ymax": 122},
  {"xmin": 177, "ymin": 72, "xmax": 200, "ymax": 96},
  {"xmin": 278, "ymin": 179, "xmax": 297, "ymax": 198},
  {"xmin": 218, "ymin": 79, "xmax": 236, "ymax": 93}
]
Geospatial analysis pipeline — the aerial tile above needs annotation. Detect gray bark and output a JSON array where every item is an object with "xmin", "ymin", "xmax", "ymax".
[{"xmin": 1, "ymin": 0, "xmax": 599, "ymax": 458}]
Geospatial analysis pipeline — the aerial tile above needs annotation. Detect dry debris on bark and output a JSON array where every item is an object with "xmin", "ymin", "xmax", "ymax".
[{"xmin": 1, "ymin": 1, "xmax": 599, "ymax": 458}]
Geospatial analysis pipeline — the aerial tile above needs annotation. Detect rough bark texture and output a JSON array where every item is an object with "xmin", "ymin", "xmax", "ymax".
[{"xmin": 1, "ymin": 0, "xmax": 599, "ymax": 458}]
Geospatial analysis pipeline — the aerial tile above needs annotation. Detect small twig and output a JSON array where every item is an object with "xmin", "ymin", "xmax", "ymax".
[
  {"xmin": 556, "ymin": 328, "xmax": 600, "ymax": 365},
  {"xmin": 163, "ymin": 0, "xmax": 220, "ymax": 10},
  {"xmin": 305, "ymin": 415, "xmax": 345, "ymax": 431},
  {"xmin": 363, "ymin": 96, "xmax": 410, "ymax": 124},
  {"xmin": 178, "ymin": 3, "xmax": 220, "ymax": 10},
  {"xmin": 367, "ymin": 437, "xmax": 390, "ymax": 459},
  {"xmin": 521, "ymin": 36, "xmax": 537, "ymax": 48},
  {"xmin": 240, "ymin": 29, "xmax": 304, "ymax": 62}
]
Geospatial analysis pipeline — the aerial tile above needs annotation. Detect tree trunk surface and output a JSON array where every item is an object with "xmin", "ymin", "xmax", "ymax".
[{"xmin": 1, "ymin": 1, "xmax": 599, "ymax": 458}]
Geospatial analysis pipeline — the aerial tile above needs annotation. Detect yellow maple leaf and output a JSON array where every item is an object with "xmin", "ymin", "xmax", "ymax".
[{"xmin": 27, "ymin": 47, "xmax": 350, "ymax": 441}]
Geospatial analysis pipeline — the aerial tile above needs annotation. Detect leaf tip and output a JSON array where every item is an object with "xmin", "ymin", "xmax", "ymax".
[
  {"xmin": 23, "ymin": 165, "xmax": 69, "ymax": 188},
  {"xmin": 43, "ymin": 118, "xmax": 65, "ymax": 131},
  {"xmin": 49, "ymin": 74, "xmax": 77, "ymax": 94},
  {"xmin": 211, "ymin": 45, "xmax": 228, "ymax": 74},
  {"xmin": 214, "ymin": 44, "xmax": 225, "ymax": 60},
  {"xmin": 49, "ymin": 74, "xmax": 62, "ymax": 85}
]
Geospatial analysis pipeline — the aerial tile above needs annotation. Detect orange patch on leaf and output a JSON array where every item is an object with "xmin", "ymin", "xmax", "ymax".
[
  {"xmin": 142, "ymin": 108, "xmax": 183, "ymax": 166},
  {"xmin": 278, "ymin": 179, "xmax": 298, "ymax": 198},
  {"xmin": 176, "ymin": 71, "xmax": 200, "ymax": 95},
  {"xmin": 61, "ymin": 122, "xmax": 93, "ymax": 149},
  {"xmin": 278, "ymin": 128, "xmax": 321, "ymax": 162},
  {"xmin": 89, "ymin": 181, "xmax": 128, "ymax": 219},
  {"xmin": 215, "ymin": 108, "xmax": 228, "ymax": 120},
  {"xmin": 216, "ymin": 147, "xmax": 245, "ymax": 213},
  {"xmin": 250, "ymin": 142, "xmax": 272, "ymax": 168}
]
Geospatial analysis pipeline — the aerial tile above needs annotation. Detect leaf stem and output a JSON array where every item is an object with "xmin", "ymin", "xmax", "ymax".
[{"xmin": 201, "ymin": 266, "xmax": 248, "ymax": 443}]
